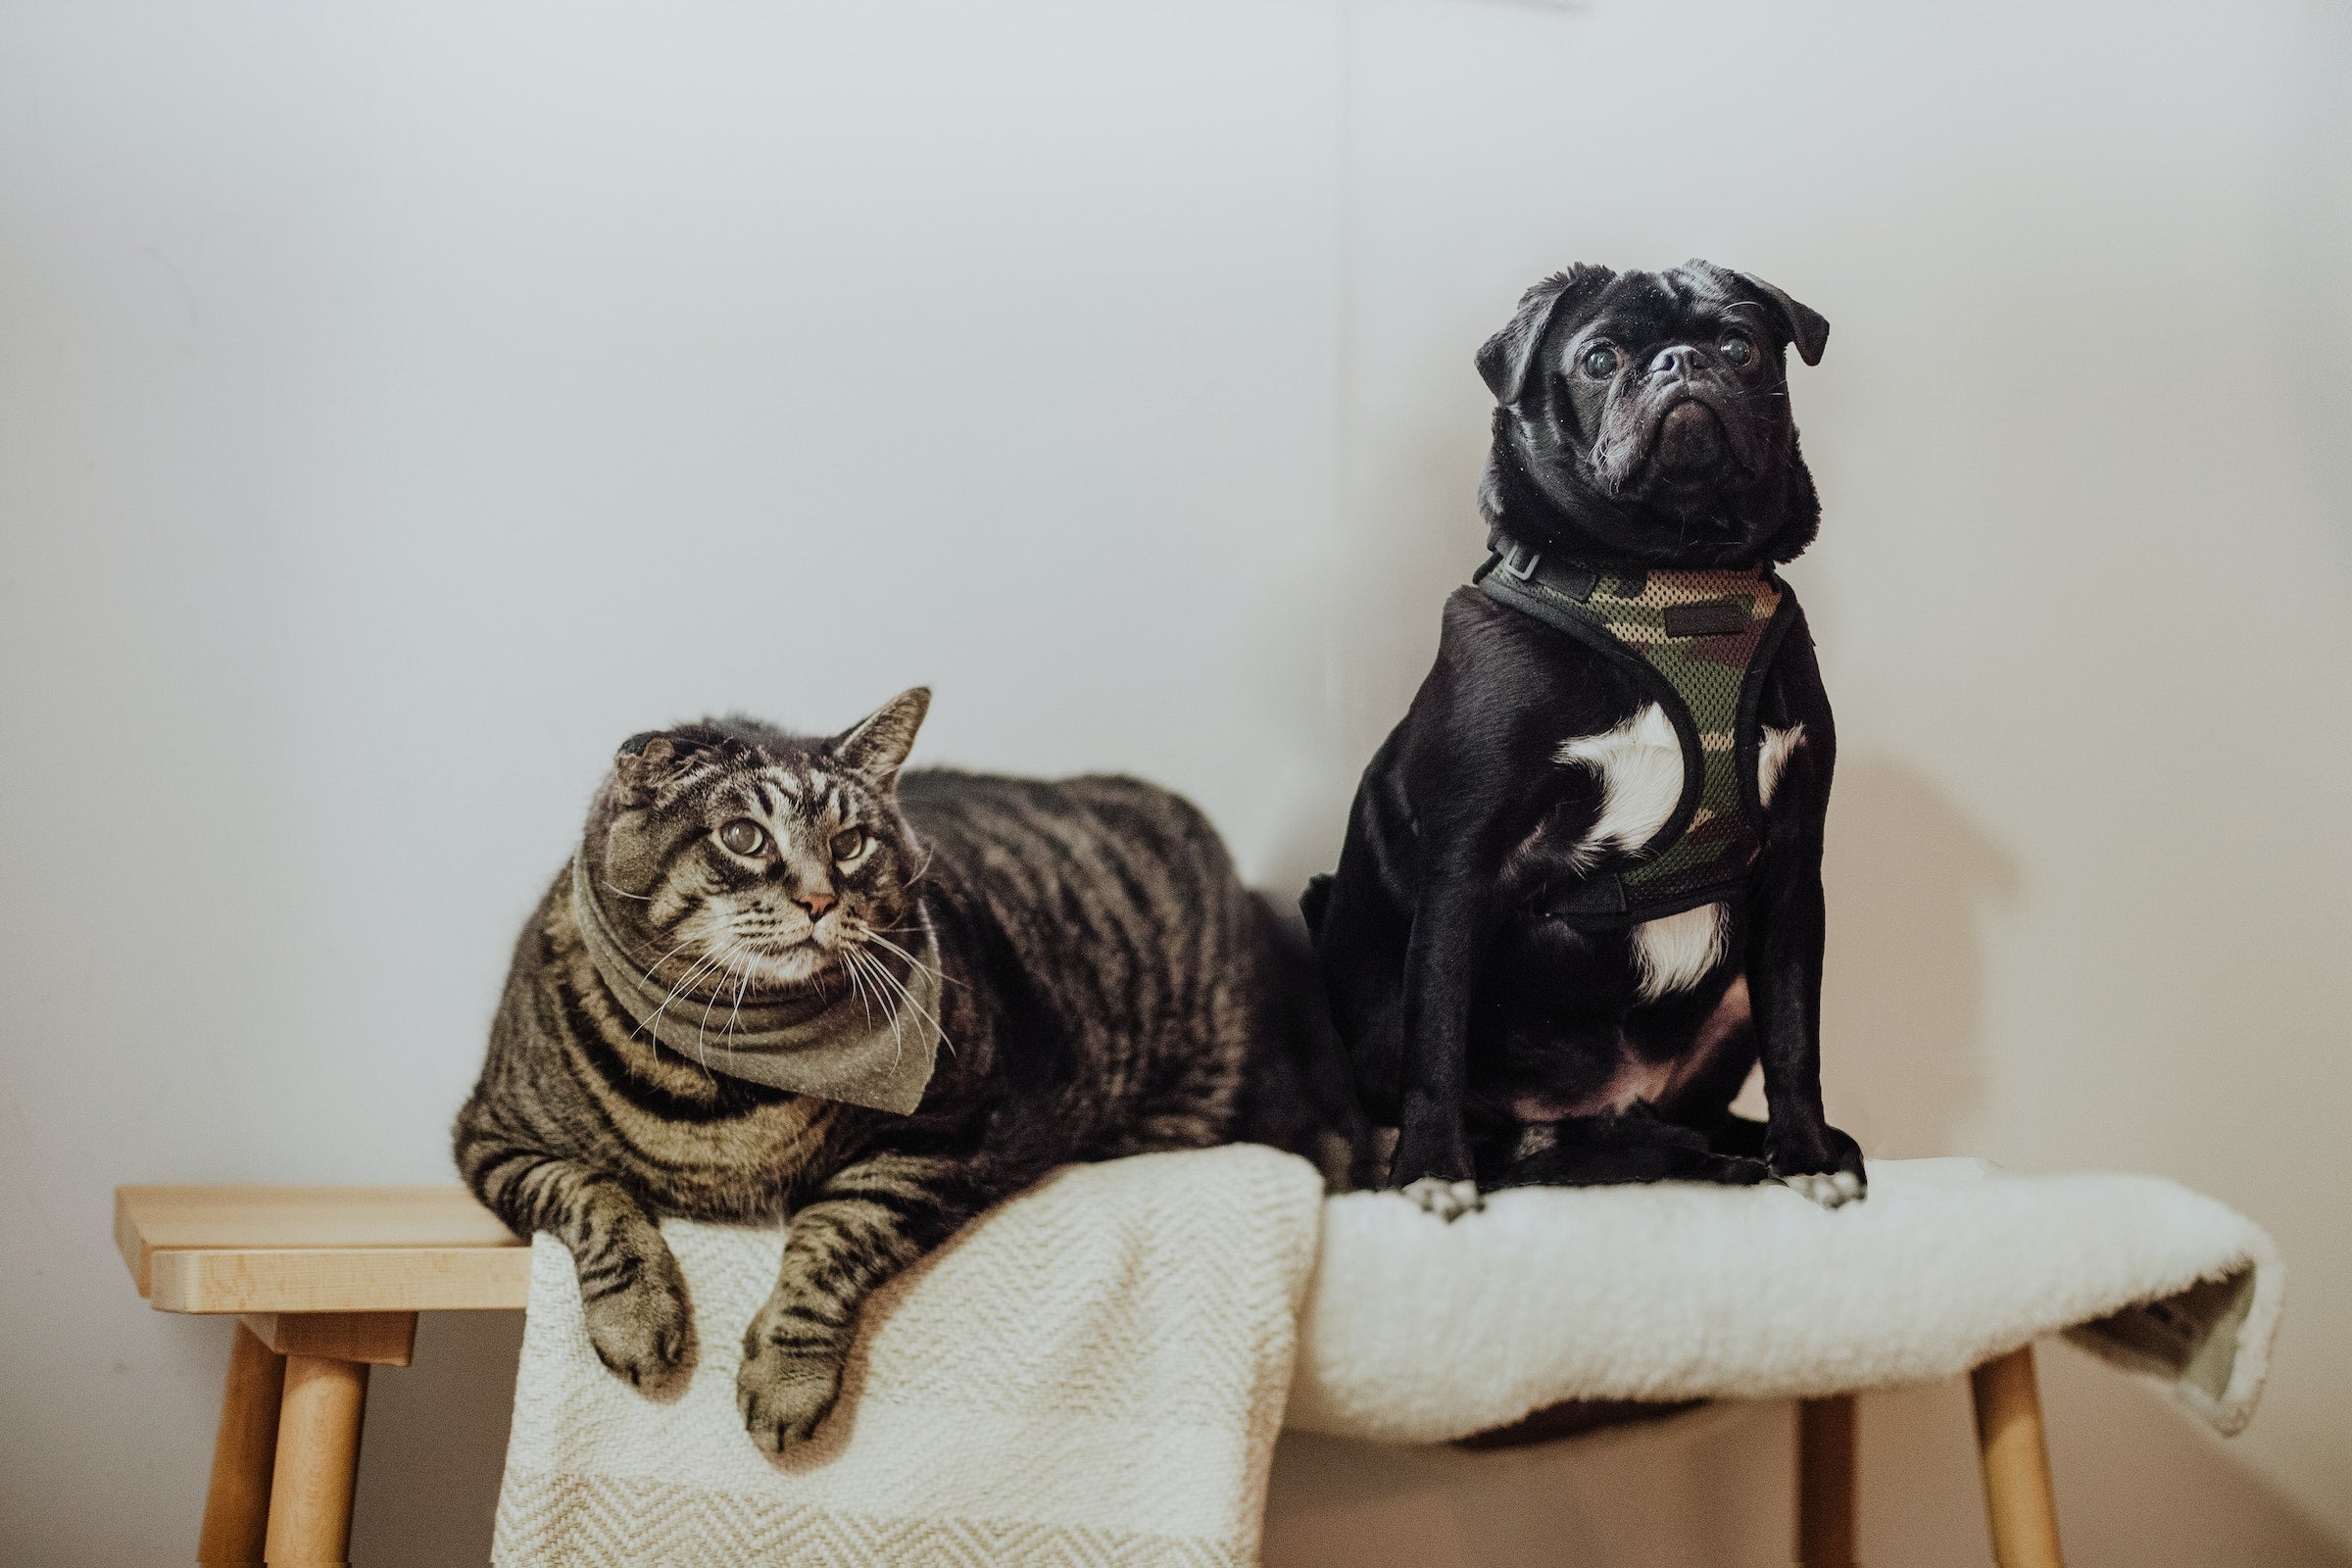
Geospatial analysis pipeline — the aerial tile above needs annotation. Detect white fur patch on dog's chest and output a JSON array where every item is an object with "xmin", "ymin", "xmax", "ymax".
[
  {"xmin": 1554, "ymin": 704, "xmax": 1684, "ymax": 867},
  {"xmin": 1552, "ymin": 706, "xmax": 1805, "ymax": 999}
]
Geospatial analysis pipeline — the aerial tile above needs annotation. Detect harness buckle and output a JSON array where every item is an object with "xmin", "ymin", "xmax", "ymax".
[{"xmin": 1498, "ymin": 541, "xmax": 1543, "ymax": 581}]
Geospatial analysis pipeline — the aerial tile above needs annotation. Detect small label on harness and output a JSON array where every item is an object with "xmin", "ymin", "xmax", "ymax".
[{"xmin": 1662, "ymin": 599, "xmax": 1752, "ymax": 637}]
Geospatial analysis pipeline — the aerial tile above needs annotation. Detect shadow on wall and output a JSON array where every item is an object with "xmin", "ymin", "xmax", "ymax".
[
  {"xmin": 348, "ymin": 1309, "xmax": 522, "ymax": 1563},
  {"xmin": 1819, "ymin": 755, "xmax": 2018, "ymax": 1160}
]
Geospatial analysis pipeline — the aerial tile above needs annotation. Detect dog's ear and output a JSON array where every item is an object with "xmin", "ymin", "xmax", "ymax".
[
  {"xmin": 1686, "ymin": 259, "xmax": 1829, "ymax": 368},
  {"xmin": 1740, "ymin": 270, "xmax": 1829, "ymax": 367},
  {"xmin": 1477, "ymin": 265, "xmax": 1616, "ymax": 407}
]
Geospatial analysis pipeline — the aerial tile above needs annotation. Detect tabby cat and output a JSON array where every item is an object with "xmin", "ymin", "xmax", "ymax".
[{"xmin": 455, "ymin": 688, "xmax": 1353, "ymax": 1452}]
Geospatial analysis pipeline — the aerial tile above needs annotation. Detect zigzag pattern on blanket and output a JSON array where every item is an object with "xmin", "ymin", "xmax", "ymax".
[
  {"xmin": 494, "ymin": 1147, "xmax": 1325, "ymax": 1568},
  {"xmin": 495, "ymin": 1475, "xmax": 1251, "ymax": 1568}
]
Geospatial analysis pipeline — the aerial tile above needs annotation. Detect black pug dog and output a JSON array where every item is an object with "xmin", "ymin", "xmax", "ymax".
[{"xmin": 1304, "ymin": 259, "xmax": 1864, "ymax": 1219}]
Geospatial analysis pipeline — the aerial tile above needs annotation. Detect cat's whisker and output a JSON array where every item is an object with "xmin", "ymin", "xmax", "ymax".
[
  {"xmin": 695, "ymin": 940, "xmax": 761, "ymax": 1067},
  {"xmin": 633, "ymin": 935, "xmax": 702, "ymax": 990},
  {"xmin": 718, "ymin": 945, "xmax": 759, "ymax": 1044},
  {"xmin": 860, "ymin": 930, "xmax": 951, "ymax": 987},
  {"xmin": 858, "ymin": 943, "xmax": 951, "ymax": 1059},
  {"xmin": 859, "ymin": 949, "xmax": 915, "ymax": 1064},
  {"xmin": 843, "ymin": 947, "xmax": 877, "ymax": 1030},
  {"xmin": 851, "ymin": 950, "xmax": 900, "ymax": 1057},
  {"xmin": 647, "ymin": 958, "xmax": 727, "ymax": 1054},
  {"xmin": 636, "ymin": 950, "xmax": 718, "ymax": 1036},
  {"xmin": 640, "ymin": 946, "xmax": 734, "ymax": 1047}
]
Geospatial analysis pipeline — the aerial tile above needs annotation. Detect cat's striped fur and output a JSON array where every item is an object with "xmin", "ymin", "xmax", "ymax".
[{"xmin": 454, "ymin": 690, "xmax": 1354, "ymax": 1451}]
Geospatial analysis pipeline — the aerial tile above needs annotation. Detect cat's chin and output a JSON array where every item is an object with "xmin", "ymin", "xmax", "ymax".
[{"xmin": 735, "ymin": 945, "xmax": 845, "ymax": 994}]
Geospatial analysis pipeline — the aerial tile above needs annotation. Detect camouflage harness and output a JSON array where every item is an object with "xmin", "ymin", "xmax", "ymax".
[{"xmin": 1474, "ymin": 531, "xmax": 1801, "ymax": 929}]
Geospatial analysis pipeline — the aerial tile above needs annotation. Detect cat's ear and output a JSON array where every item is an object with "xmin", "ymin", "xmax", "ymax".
[
  {"xmin": 832, "ymin": 687, "xmax": 930, "ymax": 790},
  {"xmin": 612, "ymin": 731, "xmax": 686, "ymax": 802}
]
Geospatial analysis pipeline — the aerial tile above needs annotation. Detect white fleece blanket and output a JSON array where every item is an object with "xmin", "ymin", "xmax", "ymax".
[
  {"xmin": 495, "ymin": 1152, "xmax": 2279, "ymax": 1567},
  {"xmin": 1288, "ymin": 1155, "xmax": 2281, "ymax": 1443}
]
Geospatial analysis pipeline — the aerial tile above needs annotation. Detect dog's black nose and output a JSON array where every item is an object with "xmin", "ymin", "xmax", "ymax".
[{"xmin": 1650, "ymin": 345, "xmax": 1702, "ymax": 378}]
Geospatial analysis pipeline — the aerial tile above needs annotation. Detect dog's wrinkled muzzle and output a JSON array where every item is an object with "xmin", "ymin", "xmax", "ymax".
[{"xmin": 1652, "ymin": 398, "xmax": 1728, "ymax": 473}]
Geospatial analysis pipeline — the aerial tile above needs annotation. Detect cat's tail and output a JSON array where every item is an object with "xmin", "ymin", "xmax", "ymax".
[
  {"xmin": 1298, "ymin": 873, "xmax": 1335, "ymax": 939},
  {"xmin": 1241, "ymin": 890, "xmax": 1377, "ymax": 1192}
]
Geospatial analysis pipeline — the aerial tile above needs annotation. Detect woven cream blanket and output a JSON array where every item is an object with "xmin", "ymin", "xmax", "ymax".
[{"xmin": 493, "ymin": 1146, "xmax": 1323, "ymax": 1568}]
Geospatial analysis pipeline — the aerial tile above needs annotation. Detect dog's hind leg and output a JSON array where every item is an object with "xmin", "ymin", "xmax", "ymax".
[
  {"xmin": 1707, "ymin": 1112, "xmax": 1770, "ymax": 1160},
  {"xmin": 1485, "ymin": 1110, "xmax": 1771, "ymax": 1190}
]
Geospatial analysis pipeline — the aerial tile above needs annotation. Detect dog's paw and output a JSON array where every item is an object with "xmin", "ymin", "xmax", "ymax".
[
  {"xmin": 736, "ymin": 1340, "xmax": 844, "ymax": 1454},
  {"xmin": 1397, "ymin": 1175, "xmax": 1484, "ymax": 1221},
  {"xmin": 1767, "ymin": 1121, "xmax": 1866, "ymax": 1209},
  {"xmin": 1780, "ymin": 1168, "xmax": 1865, "ymax": 1209},
  {"xmin": 581, "ymin": 1253, "xmax": 695, "ymax": 1394}
]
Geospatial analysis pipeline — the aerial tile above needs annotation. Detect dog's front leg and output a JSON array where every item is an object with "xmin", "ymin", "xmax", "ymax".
[
  {"xmin": 1388, "ymin": 852, "xmax": 1492, "ymax": 1219},
  {"xmin": 1747, "ymin": 838, "xmax": 1865, "ymax": 1207}
]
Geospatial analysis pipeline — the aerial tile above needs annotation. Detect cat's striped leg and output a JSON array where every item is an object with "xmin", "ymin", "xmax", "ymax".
[
  {"xmin": 737, "ymin": 1150, "xmax": 991, "ymax": 1452},
  {"xmin": 459, "ymin": 1129, "xmax": 693, "ymax": 1393}
]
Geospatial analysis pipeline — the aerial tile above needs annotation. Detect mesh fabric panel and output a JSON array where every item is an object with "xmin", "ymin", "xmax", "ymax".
[{"xmin": 1563, "ymin": 568, "xmax": 1781, "ymax": 909}]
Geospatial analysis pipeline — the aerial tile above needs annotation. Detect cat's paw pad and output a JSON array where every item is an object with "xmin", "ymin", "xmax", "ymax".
[
  {"xmin": 582, "ymin": 1271, "xmax": 694, "ymax": 1394},
  {"xmin": 1398, "ymin": 1176, "xmax": 1483, "ymax": 1221},
  {"xmin": 737, "ymin": 1342, "xmax": 844, "ymax": 1455},
  {"xmin": 1781, "ymin": 1168, "xmax": 1865, "ymax": 1209}
]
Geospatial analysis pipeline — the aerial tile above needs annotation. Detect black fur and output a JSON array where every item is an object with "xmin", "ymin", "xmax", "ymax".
[{"xmin": 1307, "ymin": 261, "xmax": 1864, "ymax": 1204}]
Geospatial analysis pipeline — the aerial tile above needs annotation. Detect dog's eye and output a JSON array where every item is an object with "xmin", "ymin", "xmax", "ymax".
[
  {"xmin": 717, "ymin": 818, "xmax": 765, "ymax": 857},
  {"xmin": 831, "ymin": 827, "xmax": 869, "ymax": 863},
  {"xmin": 1720, "ymin": 331, "xmax": 1756, "ymax": 367},
  {"xmin": 1580, "ymin": 345, "xmax": 1621, "ymax": 379}
]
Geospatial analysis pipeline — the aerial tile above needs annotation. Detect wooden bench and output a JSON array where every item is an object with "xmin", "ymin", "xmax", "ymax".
[
  {"xmin": 117, "ymin": 1186, "xmax": 529, "ymax": 1567},
  {"xmin": 120, "ymin": 1184, "xmax": 2068, "ymax": 1567}
]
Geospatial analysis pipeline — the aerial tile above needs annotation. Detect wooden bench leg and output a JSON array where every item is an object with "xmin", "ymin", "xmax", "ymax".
[
  {"xmin": 264, "ymin": 1354, "xmax": 371, "ymax": 1568},
  {"xmin": 198, "ymin": 1321, "xmax": 286, "ymax": 1567},
  {"xmin": 1793, "ymin": 1393, "xmax": 1858, "ymax": 1568},
  {"xmin": 1971, "ymin": 1344, "xmax": 2066, "ymax": 1568}
]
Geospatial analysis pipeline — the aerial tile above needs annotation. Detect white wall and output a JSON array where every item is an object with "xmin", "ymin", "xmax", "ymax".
[{"xmin": 2, "ymin": 2, "xmax": 2345, "ymax": 1563}]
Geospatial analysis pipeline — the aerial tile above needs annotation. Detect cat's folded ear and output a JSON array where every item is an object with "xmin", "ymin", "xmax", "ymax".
[
  {"xmin": 612, "ymin": 730, "xmax": 690, "ymax": 802},
  {"xmin": 832, "ymin": 688, "xmax": 931, "ymax": 790}
]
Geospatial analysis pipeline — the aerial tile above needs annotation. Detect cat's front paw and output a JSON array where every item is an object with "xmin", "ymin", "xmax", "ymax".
[
  {"xmin": 736, "ymin": 1338, "xmax": 844, "ymax": 1454},
  {"xmin": 1767, "ymin": 1121, "xmax": 1867, "ymax": 1209},
  {"xmin": 580, "ymin": 1249, "xmax": 695, "ymax": 1394}
]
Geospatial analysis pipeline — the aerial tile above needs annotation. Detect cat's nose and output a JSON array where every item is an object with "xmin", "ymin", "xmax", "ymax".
[{"xmin": 797, "ymin": 891, "xmax": 836, "ymax": 919}]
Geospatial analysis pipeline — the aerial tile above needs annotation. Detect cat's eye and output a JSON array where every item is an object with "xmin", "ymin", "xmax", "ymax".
[
  {"xmin": 1580, "ymin": 345, "xmax": 1621, "ymax": 379},
  {"xmin": 831, "ymin": 827, "xmax": 869, "ymax": 863},
  {"xmin": 1719, "ymin": 330, "xmax": 1755, "ymax": 366},
  {"xmin": 717, "ymin": 819, "xmax": 765, "ymax": 857}
]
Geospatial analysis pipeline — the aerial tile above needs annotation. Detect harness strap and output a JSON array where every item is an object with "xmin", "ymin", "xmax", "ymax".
[{"xmin": 1473, "ymin": 529, "xmax": 1798, "ymax": 929}]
